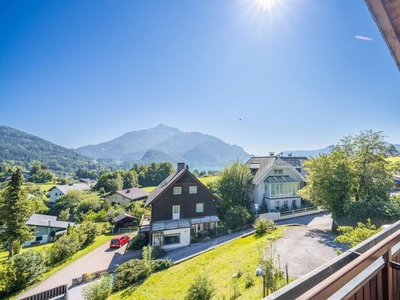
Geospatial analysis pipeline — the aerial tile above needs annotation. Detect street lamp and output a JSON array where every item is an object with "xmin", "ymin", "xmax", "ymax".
[{"xmin": 256, "ymin": 265, "xmax": 266, "ymax": 297}]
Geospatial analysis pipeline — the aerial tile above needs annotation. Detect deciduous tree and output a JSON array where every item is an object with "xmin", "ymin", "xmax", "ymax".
[{"xmin": 215, "ymin": 161, "xmax": 252, "ymax": 218}]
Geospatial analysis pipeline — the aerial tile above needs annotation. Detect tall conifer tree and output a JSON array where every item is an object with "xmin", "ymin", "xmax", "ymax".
[{"xmin": 0, "ymin": 169, "xmax": 32, "ymax": 257}]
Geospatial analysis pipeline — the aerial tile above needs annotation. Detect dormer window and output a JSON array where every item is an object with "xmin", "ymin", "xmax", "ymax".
[
  {"xmin": 173, "ymin": 187, "xmax": 182, "ymax": 195},
  {"xmin": 274, "ymin": 169, "xmax": 283, "ymax": 175},
  {"xmin": 189, "ymin": 186, "xmax": 197, "ymax": 194}
]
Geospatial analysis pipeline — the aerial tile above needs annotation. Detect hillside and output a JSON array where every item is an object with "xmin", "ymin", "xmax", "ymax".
[
  {"xmin": 74, "ymin": 124, "xmax": 252, "ymax": 169},
  {"xmin": 0, "ymin": 126, "xmax": 100, "ymax": 173}
]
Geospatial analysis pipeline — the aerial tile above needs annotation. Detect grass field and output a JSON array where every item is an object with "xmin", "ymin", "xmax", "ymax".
[
  {"xmin": 109, "ymin": 227, "xmax": 285, "ymax": 300},
  {"xmin": 387, "ymin": 157, "xmax": 400, "ymax": 164},
  {"xmin": 199, "ymin": 175, "xmax": 218, "ymax": 185}
]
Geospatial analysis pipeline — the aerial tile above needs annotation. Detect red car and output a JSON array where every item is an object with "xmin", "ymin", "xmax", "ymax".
[{"xmin": 109, "ymin": 235, "xmax": 130, "ymax": 248}]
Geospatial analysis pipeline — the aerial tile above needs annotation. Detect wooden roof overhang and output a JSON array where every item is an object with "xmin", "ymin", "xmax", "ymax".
[{"xmin": 365, "ymin": 0, "xmax": 400, "ymax": 71}]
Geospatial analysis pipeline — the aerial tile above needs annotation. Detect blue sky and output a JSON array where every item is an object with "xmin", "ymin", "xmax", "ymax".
[{"xmin": 1, "ymin": 0, "xmax": 399, "ymax": 155}]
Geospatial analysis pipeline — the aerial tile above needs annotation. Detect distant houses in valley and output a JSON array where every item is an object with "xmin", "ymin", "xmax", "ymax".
[
  {"xmin": 106, "ymin": 188, "xmax": 149, "ymax": 206},
  {"xmin": 48, "ymin": 183, "xmax": 91, "ymax": 203}
]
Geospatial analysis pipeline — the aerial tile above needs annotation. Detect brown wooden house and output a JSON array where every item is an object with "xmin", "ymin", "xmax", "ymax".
[{"xmin": 140, "ymin": 163, "xmax": 220, "ymax": 250}]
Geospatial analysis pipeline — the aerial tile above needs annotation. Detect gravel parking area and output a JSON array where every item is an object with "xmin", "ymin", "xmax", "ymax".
[{"xmin": 273, "ymin": 214, "xmax": 346, "ymax": 278}]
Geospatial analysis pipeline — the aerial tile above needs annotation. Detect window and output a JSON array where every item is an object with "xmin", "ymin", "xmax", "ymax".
[
  {"xmin": 55, "ymin": 193, "xmax": 58, "ymax": 196},
  {"xmin": 173, "ymin": 187, "xmax": 181, "ymax": 195},
  {"xmin": 189, "ymin": 186, "xmax": 197, "ymax": 194},
  {"xmin": 292, "ymin": 199, "xmax": 297, "ymax": 208},
  {"xmin": 275, "ymin": 201, "xmax": 280, "ymax": 210},
  {"xmin": 35, "ymin": 236, "xmax": 43, "ymax": 241},
  {"xmin": 274, "ymin": 169, "xmax": 283, "ymax": 175},
  {"xmin": 283, "ymin": 200, "xmax": 288, "ymax": 208},
  {"xmin": 196, "ymin": 203, "xmax": 204, "ymax": 213},
  {"xmin": 164, "ymin": 234, "xmax": 180, "ymax": 245}
]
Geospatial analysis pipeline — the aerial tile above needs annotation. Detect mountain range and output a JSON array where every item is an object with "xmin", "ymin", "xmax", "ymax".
[
  {"xmin": 1, "ymin": 124, "xmax": 399, "ymax": 174},
  {"xmin": 73, "ymin": 124, "xmax": 252, "ymax": 169}
]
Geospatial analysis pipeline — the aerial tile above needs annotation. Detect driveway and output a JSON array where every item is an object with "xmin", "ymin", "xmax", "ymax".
[
  {"xmin": 17, "ymin": 239, "xmax": 141, "ymax": 299},
  {"xmin": 273, "ymin": 213, "xmax": 346, "ymax": 278}
]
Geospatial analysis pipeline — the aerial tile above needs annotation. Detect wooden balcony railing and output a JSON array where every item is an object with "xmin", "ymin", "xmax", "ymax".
[{"xmin": 265, "ymin": 220, "xmax": 400, "ymax": 300}]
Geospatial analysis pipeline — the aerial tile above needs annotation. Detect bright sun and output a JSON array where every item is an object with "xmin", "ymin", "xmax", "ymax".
[{"xmin": 254, "ymin": 0, "xmax": 279, "ymax": 12}]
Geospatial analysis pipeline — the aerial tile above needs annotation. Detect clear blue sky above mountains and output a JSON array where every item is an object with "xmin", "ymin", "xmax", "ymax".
[{"xmin": 1, "ymin": 0, "xmax": 399, "ymax": 155}]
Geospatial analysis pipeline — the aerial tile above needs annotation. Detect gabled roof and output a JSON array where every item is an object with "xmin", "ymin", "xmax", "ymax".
[
  {"xmin": 246, "ymin": 155, "xmax": 308, "ymax": 185},
  {"xmin": 145, "ymin": 168, "xmax": 219, "ymax": 207},
  {"xmin": 50, "ymin": 183, "xmax": 91, "ymax": 194},
  {"xmin": 114, "ymin": 188, "xmax": 149, "ymax": 201},
  {"xmin": 26, "ymin": 213, "xmax": 74, "ymax": 229},
  {"xmin": 112, "ymin": 212, "xmax": 137, "ymax": 223}
]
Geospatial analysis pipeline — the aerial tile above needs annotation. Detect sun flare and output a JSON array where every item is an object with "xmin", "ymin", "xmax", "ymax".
[{"xmin": 254, "ymin": 0, "xmax": 279, "ymax": 12}]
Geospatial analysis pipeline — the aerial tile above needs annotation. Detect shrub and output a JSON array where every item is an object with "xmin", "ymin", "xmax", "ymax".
[
  {"xmin": 185, "ymin": 269, "xmax": 216, "ymax": 300},
  {"xmin": 151, "ymin": 245, "xmax": 166, "ymax": 259},
  {"xmin": 47, "ymin": 233, "xmax": 82, "ymax": 265},
  {"xmin": 152, "ymin": 259, "xmax": 173, "ymax": 272},
  {"xmin": 128, "ymin": 235, "xmax": 148, "ymax": 250},
  {"xmin": 225, "ymin": 206, "xmax": 251, "ymax": 230},
  {"xmin": 0, "ymin": 250, "xmax": 47, "ymax": 296},
  {"xmin": 77, "ymin": 221, "xmax": 102, "ymax": 246},
  {"xmin": 244, "ymin": 271, "xmax": 254, "ymax": 288},
  {"xmin": 334, "ymin": 219, "xmax": 381, "ymax": 248},
  {"xmin": 113, "ymin": 259, "xmax": 148, "ymax": 290},
  {"xmin": 81, "ymin": 274, "xmax": 113, "ymax": 300},
  {"xmin": 254, "ymin": 218, "xmax": 276, "ymax": 235}
]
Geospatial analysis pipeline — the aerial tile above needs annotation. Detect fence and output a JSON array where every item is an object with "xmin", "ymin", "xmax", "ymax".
[
  {"xmin": 259, "ymin": 206, "xmax": 322, "ymax": 221},
  {"xmin": 20, "ymin": 284, "xmax": 68, "ymax": 300},
  {"xmin": 72, "ymin": 265, "xmax": 118, "ymax": 286},
  {"xmin": 265, "ymin": 220, "xmax": 400, "ymax": 299},
  {"xmin": 117, "ymin": 227, "xmax": 137, "ymax": 234}
]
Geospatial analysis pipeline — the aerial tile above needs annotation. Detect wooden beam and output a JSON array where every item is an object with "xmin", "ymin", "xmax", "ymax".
[{"xmin": 365, "ymin": 0, "xmax": 400, "ymax": 71}]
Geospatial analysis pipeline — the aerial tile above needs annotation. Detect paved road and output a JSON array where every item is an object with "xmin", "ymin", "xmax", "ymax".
[
  {"xmin": 17, "ymin": 239, "xmax": 141, "ymax": 300},
  {"xmin": 21, "ymin": 212, "xmax": 336, "ymax": 299},
  {"xmin": 274, "ymin": 213, "xmax": 346, "ymax": 278}
]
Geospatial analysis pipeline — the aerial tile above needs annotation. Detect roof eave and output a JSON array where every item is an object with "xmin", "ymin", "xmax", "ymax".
[{"xmin": 365, "ymin": 0, "xmax": 400, "ymax": 71}]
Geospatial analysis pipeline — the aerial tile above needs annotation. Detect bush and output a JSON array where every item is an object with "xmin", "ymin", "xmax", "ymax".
[
  {"xmin": 225, "ymin": 206, "xmax": 251, "ymax": 230},
  {"xmin": 254, "ymin": 218, "xmax": 276, "ymax": 235},
  {"xmin": 128, "ymin": 235, "xmax": 148, "ymax": 250},
  {"xmin": 81, "ymin": 274, "xmax": 113, "ymax": 300},
  {"xmin": 151, "ymin": 245, "xmax": 166, "ymax": 259},
  {"xmin": 47, "ymin": 233, "xmax": 82, "ymax": 265},
  {"xmin": 152, "ymin": 259, "xmax": 173, "ymax": 272},
  {"xmin": 0, "ymin": 250, "xmax": 47, "ymax": 296},
  {"xmin": 113, "ymin": 259, "xmax": 149, "ymax": 290},
  {"xmin": 185, "ymin": 269, "xmax": 216, "ymax": 300},
  {"xmin": 334, "ymin": 219, "xmax": 381, "ymax": 248}
]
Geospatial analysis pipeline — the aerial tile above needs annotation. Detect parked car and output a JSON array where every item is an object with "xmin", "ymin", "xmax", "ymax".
[{"xmin": 109, "ymin": 235, "xmax": 130, "ymax": 248}]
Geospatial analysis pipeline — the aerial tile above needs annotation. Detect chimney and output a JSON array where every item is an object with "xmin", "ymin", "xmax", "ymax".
[{"xmin": 177, "ymin": 162, "xmax": 186, "ymax": 171}]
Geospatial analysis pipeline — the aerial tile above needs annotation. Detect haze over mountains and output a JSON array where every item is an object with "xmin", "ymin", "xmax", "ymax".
[
  {"xmin": 73, "ymin": 124, "xmax": 252, "ymax": 169},
  {"xmin": 1, "ymin": 124, "xmax": 399, "ymax": 174}
]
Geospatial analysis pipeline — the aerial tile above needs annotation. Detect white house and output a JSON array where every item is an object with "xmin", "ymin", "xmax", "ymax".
[
  {"xmin": 107, "ymin": 188, "xmax": 149, "ymax": 206},
  {"xmin": 48, "ymin": 183, "xmax": 91, "ymax": 203},
  {"xmin": 25, "ymin": 213, "xmax": 74, "ymax": 246},
  {"xmin": 246, "ymin": 155, "xmax": 307, "ymax": 212}
]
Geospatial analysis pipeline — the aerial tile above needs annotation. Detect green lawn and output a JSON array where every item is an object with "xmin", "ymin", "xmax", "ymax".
[
  {"xmin": 109, "ymin": 227, "xmax": 285, "ymax": 300},
  {"xmin": 141, "ymin": 186, "xmax": 156, "ymax": 193},
  {"xmin": 199, "ymin": 175, "xmax": 218, "ymax": 185},
  {"xmin": 387, "ymin": 157, "xmax": 400, "ymax": 164}
]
